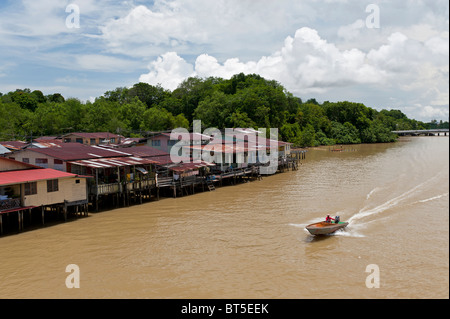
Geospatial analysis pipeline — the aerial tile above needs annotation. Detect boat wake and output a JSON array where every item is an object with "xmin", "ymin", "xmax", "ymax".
[
  {"xmin": 349, "ymin": 173, "xmax": 444, "ymax": 226},
  {"xmin": 366, "ymin": 187, "xmax": 383, "ymax": 200},
  {"xmin": 413, "ymin": 192, "xmax": 449, "ymax": 204},
  {"xmin": 293, "ymin": 173, "xmax": 446, "ymax": 239}
]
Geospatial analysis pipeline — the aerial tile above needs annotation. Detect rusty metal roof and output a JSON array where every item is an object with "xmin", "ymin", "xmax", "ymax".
[
  {"xmin": 0, "ymin": 141, "xmax": 28, "ymax": 150},
  {"xmin": 122, "ymin": 146, "xmax": 170, "ymax": 158},
  {"xmin": 17, "ymin": 143, "xmax": 132, "ymax": 161}
]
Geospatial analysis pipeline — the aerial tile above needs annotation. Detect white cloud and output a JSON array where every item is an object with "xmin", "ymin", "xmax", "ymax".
[
  {"xmin": 98, "ymin": 0, "xmax": 316, "ymax": 58},
  {"xmin": 419, "ymin": 105, "xmax": 449, "ymax": 121},
  {"xmin": 139, "ymin": 52, "xmax": 195, "ymax": 90},
  {"xmin": 195, "ymin": 55, "xmax": 258, "ymax": 80},
  {"xmin": 100, "ymin": 5, "xmax": 205, "ymax": 57},
  {"xmin": 139, "ymin": 24, "xmax": 448, "ymax": 121},
  {"xmin": 140, "ymin": 27, "xmax": 387, "ymax": 95},
  {"xmin": 75, "ymin": 54, "xmax": 141, "ymax": 72},
  {"xmin": 337, "ymin": 19, "xmax": 365, "ymax": 41}
]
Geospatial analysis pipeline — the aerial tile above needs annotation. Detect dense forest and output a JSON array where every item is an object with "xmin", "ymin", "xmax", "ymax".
[{"xmin": 0, "ymin": 73, "xmax": 447, "ymax": 147}]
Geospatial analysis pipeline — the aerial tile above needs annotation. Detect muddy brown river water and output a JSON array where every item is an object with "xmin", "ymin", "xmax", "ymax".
[{"xmin": 0, "ymin": 136, "xmax": 448, "ymax": 299}]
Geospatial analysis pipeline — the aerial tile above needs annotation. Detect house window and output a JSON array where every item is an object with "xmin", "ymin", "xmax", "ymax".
[
  {"xmin": 75, "ymin": 179, "xmax": 80, "ymax": 184},
  {"xmin": 110, "ymin": 138, "xmax": 116, "ymax": 143},
  {"xmin": 35, "ymin": 158, "xmax": 48, "ymax": 168},
  {"xmin": 76, "ymin": 138, "xmax": 83, "ymax": 144},
  {"xmin": 25, "ymin": 182, "xmax": 37, "ymax": 196},
  {"xmin": 23, "ymin": 158, "xmax": 30, "ymax": 164},
  {"xmin": 90, "ymin": 138, "xmax": 96, "ymax": 145},
  {"xmin": 54, "ymin": 159, "xmax": 64, "ymax": 171},
  {"xmin": 152, "ymin": 140, "xmax": 161, "ymax": 147},
  {"xmin": 47, "ymin": 179, "xmax": 59, "ymax": 193},
  {"xmin": 168, "ymin": 140, "xmax": 177, "ymax": 147}
]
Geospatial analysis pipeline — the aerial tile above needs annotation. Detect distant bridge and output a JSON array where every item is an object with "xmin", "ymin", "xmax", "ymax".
[{"xmin": 392, "ymin": 129, "xmax": 449, "ymax": 136}]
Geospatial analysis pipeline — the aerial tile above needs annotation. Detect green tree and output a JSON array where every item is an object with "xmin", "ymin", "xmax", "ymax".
[
  {"xmin": 193, "ymin": 91, "xmax": 230, "ymax": 128},
  {"xmin": 128, "ymin": 82, "xmax": 170, "ymax": 108},
  {"xmin": 315, "ymin": 130, "xmax": 335, "ymax": 146},
  {"xmin": 119, "ymin": 99, "xmax": 147, "ymax": 132},
  {"xmin": 173, "ymin": 77, "xmax": 216, "ymax": 122},
  {"xmin": 173, "ymin": 114, "xmax": 190, "ymax": 129},
  {"xmin": 226, "ymin": 110, "xmax": 256, "ymax": 128},
  {"xmin": 11, "ymin": 89, "xmax": 38, "ymax": 111},
  {"xmin": 280, "ymin": 122, "xmax": 301, "ymax": 144},
  {"xmin": 47, "ymin": 93, "xmax": 65, "ymax": 103},
  {"xmin": 298, "ymin": 124, "xmax": 316, "ymax": 147},
  {"xmin": 104, "ymin": 87, "xmax": 131, "ymax": 104},
  {"xmin": 330, "ymin": 121, "xmax": 361, "ymax": 144},
  {"xmin": 82, "ymin": 98, "xmax": 126, "ymax": 133},
  {"xmin": 0, "ymin": 101, "xmax": 34, "ymax": 140},
  {"xmin": 141, "ymin": 106, "xmax": 177, "ymax": 132},
  {"xmin": 31, "ymin": 90, "xmax": 46, "ymax": 103},
  {"xmin": 298, "ymin": 103, "xmax": 331, "ymax": 133}
]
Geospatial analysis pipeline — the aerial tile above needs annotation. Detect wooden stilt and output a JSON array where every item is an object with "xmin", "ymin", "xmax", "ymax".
[{"xmin": 18, "ymin": 211, "xmax": 23, "ymax": 231}]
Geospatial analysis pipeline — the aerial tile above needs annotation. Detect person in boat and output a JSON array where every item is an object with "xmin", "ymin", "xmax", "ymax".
[{"xmin": 325, "ymin": 215, "xmax": 335, "ymax": 223}]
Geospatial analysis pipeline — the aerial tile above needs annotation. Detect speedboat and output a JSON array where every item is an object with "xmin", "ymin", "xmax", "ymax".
[{"xmin": 306, "ymin": 221, "xmax": 348, "ymax": 236}]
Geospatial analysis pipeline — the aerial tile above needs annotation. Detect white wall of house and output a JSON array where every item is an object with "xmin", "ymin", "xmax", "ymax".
[
  {"xmin": 22, "ymin": 177, "xmax": 87, "ymax": 207},
  {"xmin": 9, "ymin": 150, "xmax": 67, "ymax": 171}
]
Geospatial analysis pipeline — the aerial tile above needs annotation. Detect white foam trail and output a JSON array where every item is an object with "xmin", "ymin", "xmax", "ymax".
[
  {"xmin": 349, "ymin": 180, "xmax": 427, "ymax": 224},
  {"xmin": 415, "ymin": 192, "xmax": 449, "ymax": 204},
  {"xmin": 289, "ymin": 223, "xmax": 306, "ymax": 229},
  {"xmin": 366, "ymin": 187, "xmax": 382, "ymax": 200},
  {"xmin": 333, "ymin": 230, "xmax": 365, "ymax": 238}
]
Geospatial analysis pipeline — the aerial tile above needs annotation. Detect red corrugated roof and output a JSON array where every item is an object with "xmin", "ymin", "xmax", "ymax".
[{"xmin": 0, "ymin": 169, "xmax": 80, "ymax": 186}]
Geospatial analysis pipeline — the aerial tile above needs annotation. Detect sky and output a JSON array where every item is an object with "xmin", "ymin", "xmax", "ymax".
[{"xmin": 0, "ymin": 0, "xmax": 448, "ymax": 122}]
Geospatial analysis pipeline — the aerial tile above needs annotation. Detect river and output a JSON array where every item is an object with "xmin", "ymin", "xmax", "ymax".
[{"xmin": 0, "ymin": 136, "xmax": 448, "ymax": 299}]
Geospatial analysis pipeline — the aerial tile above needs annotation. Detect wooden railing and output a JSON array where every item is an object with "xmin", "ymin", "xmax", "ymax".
[
  {"xmin": 92, "ymin": 179, "xmax": 157, "ymax": 195},
  {"xmin": 95, "ymin": 183, "xmax": 120, "ymax": 196},
  {"xmin": 0, "ymin": 198, "xmax": 21, "ymax": 211},
  {"xmin": 126, "ymin": 179, "xmax": 156, "ymax": 192},
  {"xmin": 157, "ymin": 176, "xmax": 174, "ymax": 188}
]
